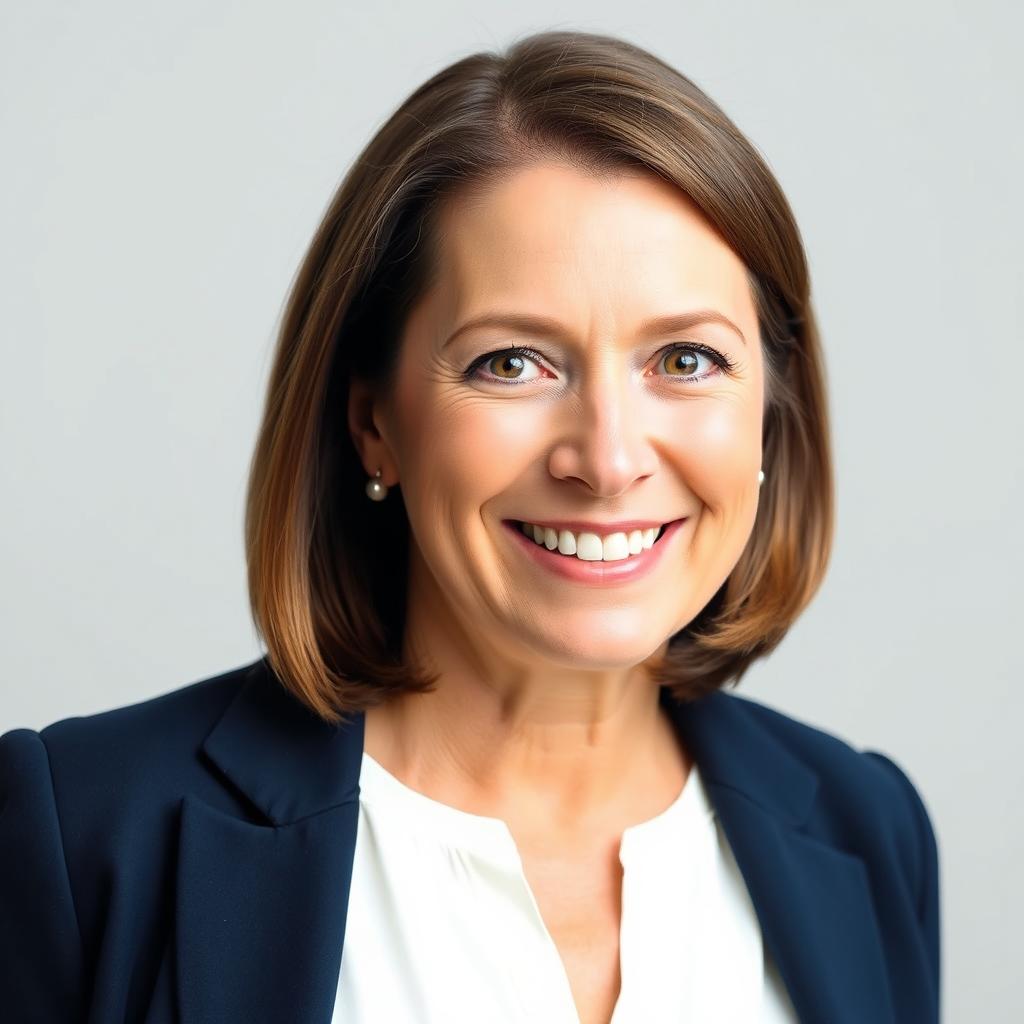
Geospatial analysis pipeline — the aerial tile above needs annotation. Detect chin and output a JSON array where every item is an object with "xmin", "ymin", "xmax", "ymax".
[{"xmin": 531, "ymin": 617, "xmax": 671, "ymax": 668}]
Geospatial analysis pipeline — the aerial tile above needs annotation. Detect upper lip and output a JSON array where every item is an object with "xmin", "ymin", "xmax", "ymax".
[{"xmin": 508, "ymin": 517, "xmax": 683, "ymax": 535}]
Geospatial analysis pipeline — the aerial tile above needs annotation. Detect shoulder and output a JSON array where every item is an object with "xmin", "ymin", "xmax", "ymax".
[
  {"xmin": 694, "ymin": 690, "xmax": 941, "ymax": 1014},
  {"xmin": 0, "ymin": 659, "xmax": 267, "ymax": 1008},
  {"xmin": 713, "ymin": 689, "xmax": 940, "ymax": 928},
  {"xmin": 0, "ymin": 659, "xmax": 263, "ymax": 866},
  {"xmin": 3, "ymin": 659, "xmax": 254, "ymax": 797},
  {"xmin": 723, "ymin": 688, "xmax": 934, "ymax": 819}
]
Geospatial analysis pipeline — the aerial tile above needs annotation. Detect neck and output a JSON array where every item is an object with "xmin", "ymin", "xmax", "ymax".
[{"xmin": 362, "ymin": 628, "xmax": 689, "ymax": 835}]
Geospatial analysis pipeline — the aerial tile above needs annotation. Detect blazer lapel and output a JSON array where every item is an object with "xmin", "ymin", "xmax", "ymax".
[
  {"xmin": 175, "ymin": 660, "xmax": 364, "ymax": 1024},
  {"xmin": 663, "ymin": 687, "xmax": 896, "ymax": 1024}
]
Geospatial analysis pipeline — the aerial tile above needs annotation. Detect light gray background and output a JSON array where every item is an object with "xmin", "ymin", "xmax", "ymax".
[{"xmin": 3, "ymin": 1, "xmax": 1021, "ymax": 1018}]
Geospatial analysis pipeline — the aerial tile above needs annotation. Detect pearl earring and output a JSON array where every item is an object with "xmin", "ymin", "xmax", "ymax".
[
  {"xmin": 365, "ymin": 468, "xmax": 389, "ymax": 501},
  {"xmin": 758, "ymin": 469, "xmax": 765, "ymax": 486}
]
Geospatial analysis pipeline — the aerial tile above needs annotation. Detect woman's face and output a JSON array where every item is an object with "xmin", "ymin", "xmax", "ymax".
[{"xmin": 361, "ymin": 161, "xmax": 764, "ymax": 673}]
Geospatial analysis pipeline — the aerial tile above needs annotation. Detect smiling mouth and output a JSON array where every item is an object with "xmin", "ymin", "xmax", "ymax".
[{"xmin": 510, "ymin": 519, "xmax": 673, "ymax": 562}]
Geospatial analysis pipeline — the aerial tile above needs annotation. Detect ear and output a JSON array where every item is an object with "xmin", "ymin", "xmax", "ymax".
[{"xmin": 347, "ymin": 375, "xmax": 395, "ymax": 486}]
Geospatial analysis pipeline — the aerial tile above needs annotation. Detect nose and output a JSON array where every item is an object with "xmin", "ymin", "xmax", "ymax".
[{"xmin": 548, "ymin": 357, "xmax": 658, "ymax": 497}]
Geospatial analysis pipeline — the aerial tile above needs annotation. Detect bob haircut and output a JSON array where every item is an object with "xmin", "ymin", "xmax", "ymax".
[{"xmin": 244, "ymin": 29, "xmax": 833, "ymax": 725}]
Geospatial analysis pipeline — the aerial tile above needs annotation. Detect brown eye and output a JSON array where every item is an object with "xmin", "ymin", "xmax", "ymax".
[
  {"xmin": 489, "ymin": 353, "xmax": 529, "ymax": 379},
  {"xmin": 655, "ymin": 343, "xmax": 731, "ymax": 382},
  {"xmin": 466, "ymin": 346, "xmax": 546, "ymax": 384},
  {"xmin": 661, "ymin": 349, "xmax": 701, "ymax": 376}
]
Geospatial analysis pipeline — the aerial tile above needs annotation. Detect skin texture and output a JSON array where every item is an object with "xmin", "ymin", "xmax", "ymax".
[{"xmin": 348, "ymin": 160, "xmax": 765, "ymax": 1021}]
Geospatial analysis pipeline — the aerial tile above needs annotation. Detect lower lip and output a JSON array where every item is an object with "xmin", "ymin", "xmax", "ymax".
[{"xmin": 502, "ymin": 518, "xmax": 687, "ymax": 586}]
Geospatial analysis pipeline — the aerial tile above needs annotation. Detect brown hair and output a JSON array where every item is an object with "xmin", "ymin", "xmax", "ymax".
[{"xmin": 244, "ymin": 29, "xmax": 833, "ymax": 725}]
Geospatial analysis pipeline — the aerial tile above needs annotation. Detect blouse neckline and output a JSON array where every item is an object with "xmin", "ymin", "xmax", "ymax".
[{"xmin": 358, "ymin": 748, "xmax": 716, "ymax": 867}]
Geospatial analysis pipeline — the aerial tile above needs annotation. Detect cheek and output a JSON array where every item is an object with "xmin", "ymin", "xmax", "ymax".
[
  {"xmin": 446, "ymin": 401, "xmax": 532, "ymax": 470},
  {"xmin": 663, "ymin": 399, "xmax": 762, "ymax": 612},
  {"xmin": 392, "ymin": 373, "xmax": 534, "ymax": 508},
  {"xmin": 671, "ymin": 398, "xmax": 762, "ymax": 506}
]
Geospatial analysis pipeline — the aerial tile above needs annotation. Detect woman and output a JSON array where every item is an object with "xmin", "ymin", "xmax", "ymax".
[{"xmin": 0, "ymin": 29, "xmax": 939, "ymax": 1024}]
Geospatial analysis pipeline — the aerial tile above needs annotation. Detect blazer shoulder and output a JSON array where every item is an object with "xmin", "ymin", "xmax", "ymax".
[
  {"xmin": 35, "ymin": 659, "xmax": 256, "ymax": 747},
  {"xmin": 0, "ymin": 661, "xmax": 268, "ymax": 1016},
  {"xmin": 720, "ymin": 690, "xmax": 940, "ymax": 939},
  {"xmin": 723, "ymin": 689, "xmax": 932, "ymax": 809},
  {"xmin": 1, "ymin": 659, "xmax": 265, "ymax": 863}
]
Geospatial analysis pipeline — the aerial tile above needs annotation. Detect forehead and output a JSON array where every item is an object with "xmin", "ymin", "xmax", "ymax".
[{"xmin": 430, "ymin": 162, "xmax": 755, "ymax": 330}]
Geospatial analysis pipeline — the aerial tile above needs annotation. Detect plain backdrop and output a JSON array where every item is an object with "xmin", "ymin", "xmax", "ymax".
[{"xmin": 2, "ymin": 1, "xmax": 1021, "ymax": 1018}]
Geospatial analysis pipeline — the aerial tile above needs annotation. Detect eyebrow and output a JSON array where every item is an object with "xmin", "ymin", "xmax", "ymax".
[{"xmin": 443, "ymin": 308, "xmax": 746, "ymax": 349}]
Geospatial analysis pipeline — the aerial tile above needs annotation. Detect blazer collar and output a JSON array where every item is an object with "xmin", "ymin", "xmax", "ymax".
[
  {"xmin": 202, "ymin": 657, "xmax": 364, "ymax": 825},
  {"xmin": 657, "ymin": 683, "xmax": 819, "ymax": 827},
  {"xmin": 175, "ymin": 658, "xmax": 894, "ymax": 1024}
]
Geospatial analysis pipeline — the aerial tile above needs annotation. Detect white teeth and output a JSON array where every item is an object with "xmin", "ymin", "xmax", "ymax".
[
  {"xmin": 518, "ymin": 521, "xmax": 664, "ymax": 561},
  {"xmin": 601, "ymin": 533, "xmax": 630, "ymax": 561}
]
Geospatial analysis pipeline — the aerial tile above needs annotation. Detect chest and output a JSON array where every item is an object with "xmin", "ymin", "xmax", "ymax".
[{"xmin": 517, "ymin": 837, "xmax": 626, "ymax": 1024}]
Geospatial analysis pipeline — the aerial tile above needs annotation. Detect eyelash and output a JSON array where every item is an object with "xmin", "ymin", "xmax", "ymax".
[{"xmin": 463, "ymin": 342, "xmax": 737, "ymax": 386}]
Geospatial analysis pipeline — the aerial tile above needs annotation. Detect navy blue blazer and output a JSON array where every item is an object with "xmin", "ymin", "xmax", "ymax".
[{"xmin": 0, "ymin": 657, "xmax": 940, "ymax": 1023}]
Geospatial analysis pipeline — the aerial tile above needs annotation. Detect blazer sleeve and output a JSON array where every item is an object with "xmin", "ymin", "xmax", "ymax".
[
  {"xmin": 0, "ymin": 728, "xmax": 86, "ymax": 1021},
  {"xmin": 863, "ymin": 749, "xmax": 942, "ymax": 1004}
]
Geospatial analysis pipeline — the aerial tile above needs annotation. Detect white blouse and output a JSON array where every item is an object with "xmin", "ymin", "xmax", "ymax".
[{"xmin": 334, "ymin": 750, "xmax": 799, "ymax": 1022}]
